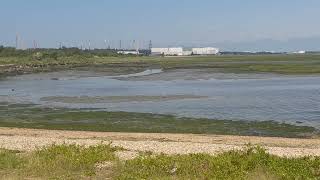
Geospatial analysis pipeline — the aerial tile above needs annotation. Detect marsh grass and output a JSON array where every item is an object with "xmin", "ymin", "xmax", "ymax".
[
  {"xmin": 115, "ymin": 146, "xmax": 320, "ymax": 180},
  {"xmin": 2, "ymin": 55, "xmax": 320, "ymax": 76}
]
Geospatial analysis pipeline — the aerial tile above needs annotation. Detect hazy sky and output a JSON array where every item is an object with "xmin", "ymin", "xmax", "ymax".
[{"xmin": 1, "ymin": 0, "xmax": 320, "ymax": 50}]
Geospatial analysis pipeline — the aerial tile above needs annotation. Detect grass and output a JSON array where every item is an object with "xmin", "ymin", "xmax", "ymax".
[
  {"xmin": 0, "ymin": 144, "xmax": 117, "ymax": 179},
  {"xmin": 2, "ymin": 54, "xmax": 320, "ymax": 76},
  {"xmin": 0, "ymin": 149, "xmax": 24, "ymax": 171},
  {"xmin": 1, "ymin": 145, "xmax": 320, "ymax": 179},
  {"xmin": 0, "ymin": 104, "xmax": 318, "ymax": 138},
  {"xmin": 116, "ymin": 146, "xmax": 320, "ymax": 180}
]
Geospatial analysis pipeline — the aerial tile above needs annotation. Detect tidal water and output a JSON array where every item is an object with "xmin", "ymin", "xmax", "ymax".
[{"xmin": 1, "ymin": 69, "xmax": 320, "ymax": 128}]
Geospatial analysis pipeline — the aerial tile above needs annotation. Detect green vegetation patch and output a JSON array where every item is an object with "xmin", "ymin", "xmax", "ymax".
[
  {"xmin": 0, "ymin": 149, "xmax": 24, "ymax": 171},
  {"xmin": 3, "ymin": 54, "xmax": 320, "ymax": 76},
  {"xmin": 0, "ymin": 144, "xmax": 117, "ymax": 179},
  {"xmin": 115, "ymin": 146, "xmax": 320, "ymax": 180},
  {"xmin": 1, "ymin": 146, "xmax": 320, "ymax": 179},
  {"xmin": 0, "ymin": 104, "xmax": 318, "ymax": 138}
]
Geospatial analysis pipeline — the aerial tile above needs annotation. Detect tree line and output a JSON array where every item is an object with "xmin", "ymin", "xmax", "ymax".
[{"xmin": 0, "ymin": 46, "xmax": 148, "ymax": 60}]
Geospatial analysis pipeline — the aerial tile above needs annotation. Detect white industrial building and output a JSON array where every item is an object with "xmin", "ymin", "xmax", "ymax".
[
  {"xmin": 151, "ymin": 47, "xmax": 220, "ymax": 56},
  {"xmin": 192, "ymin": 47, "xmax": 220, "ymax": 55},
  {"xmin": 151, "ymin": 47, "xmax": 183, "ymax": 56},
  {"xmin": 182, "ymin": 51, "xmax": 192, "ymax": 56},
  {"xmin": 292, "ymin": 50, "xmax": 306, "ymax": 54},
  {"xmin": 117, "ymin": 51, "xmax": 140, "ymax": 55}
]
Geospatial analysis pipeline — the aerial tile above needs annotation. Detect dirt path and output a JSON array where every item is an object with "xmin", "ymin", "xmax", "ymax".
[{"xmin": 0, "ymin": 127, "xmax": 319, "ymax": 158}]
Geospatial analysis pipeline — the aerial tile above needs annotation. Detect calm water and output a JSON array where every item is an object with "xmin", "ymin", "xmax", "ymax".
[{"xmin": 1, "ymin": 70, "xmax": 320, "ymax": 128}]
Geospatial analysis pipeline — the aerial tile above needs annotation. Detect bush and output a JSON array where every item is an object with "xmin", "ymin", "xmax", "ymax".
[{"xmin": 32, "ymin": 52, "xmax": 43, "ymax": 60}]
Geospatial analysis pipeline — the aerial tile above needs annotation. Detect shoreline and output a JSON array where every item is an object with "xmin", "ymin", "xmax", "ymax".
[
  {"xmin": 2, "ymin": 55, "xmax": 320, "ymax": 78},
  {"xmin": 1, "ymin": 103, "xmax": 317, "ymax": 139},
  {"xmin": 1, "ymin": 127, "xmax": 319, "ymax": 157}
]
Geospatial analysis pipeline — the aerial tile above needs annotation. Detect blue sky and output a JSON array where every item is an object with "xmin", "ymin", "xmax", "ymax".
[{"xmin": 1, "ymin": 0, "xmax": 320, "ymax": 50}]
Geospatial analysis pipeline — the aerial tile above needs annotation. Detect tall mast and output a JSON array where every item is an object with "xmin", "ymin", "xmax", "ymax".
[{"xmin": 15, "ymin": 34, "xmax": 19, "ymax": 49}]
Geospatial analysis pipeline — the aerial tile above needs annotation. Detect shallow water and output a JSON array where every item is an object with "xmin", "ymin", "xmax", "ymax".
[{"xmin": 1, "ymin": 69, "xmax": 320, "ymax": 128}]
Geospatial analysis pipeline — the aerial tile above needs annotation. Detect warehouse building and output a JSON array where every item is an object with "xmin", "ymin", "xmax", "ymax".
[
  {"xmin": 151, "ymin": 47, "xmax": 220, "ymax": 56},
  {"xmin": 192, "ymin": 47, "xmax": 220, "ymax": 55},
  {"xmin": 182, "ymin": 50, "xmax": 192, "ymax": 56},
  {"xmin": 151, "ymin": 47, "xmax": 183, "ymax": 56},
  {"xmin": 117, "ymin": 51, "xmax": 140, "ymax": 55}
]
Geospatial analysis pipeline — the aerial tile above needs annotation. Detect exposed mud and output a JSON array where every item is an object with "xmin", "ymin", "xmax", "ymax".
[{"xmin": 2, "ymin": 69, "xmax": 320, "ymax": 128}]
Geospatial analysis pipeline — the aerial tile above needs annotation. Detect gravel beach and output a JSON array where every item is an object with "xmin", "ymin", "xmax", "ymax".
[{"xmin": 0, "ymin": 127, "xmax": 319, "ymax": 158}]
